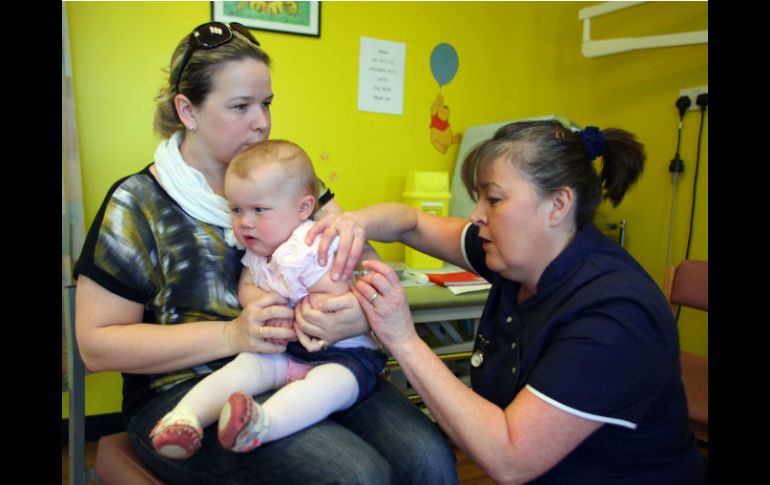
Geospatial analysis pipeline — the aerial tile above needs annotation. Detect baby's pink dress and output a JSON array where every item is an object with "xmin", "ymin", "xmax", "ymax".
[{"xmin": 241, "ymin": 220, "xmax": 338, "ymax": 308}]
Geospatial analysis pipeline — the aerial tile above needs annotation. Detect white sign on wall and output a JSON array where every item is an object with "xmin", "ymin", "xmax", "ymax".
[{"xmin": 357, "ymin": 36, "xmax": 406, "ymax": 115}]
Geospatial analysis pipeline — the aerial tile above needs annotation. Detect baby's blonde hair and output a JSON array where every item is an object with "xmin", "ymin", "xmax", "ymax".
[{"xmin": 228, "ymin": 140, "xmax": 320, "ymax": 216}]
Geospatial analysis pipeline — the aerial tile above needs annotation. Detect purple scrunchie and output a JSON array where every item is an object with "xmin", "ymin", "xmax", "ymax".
[{"xmin": 576, "ymin": 126, "xmax": 605, "ymax": 161}]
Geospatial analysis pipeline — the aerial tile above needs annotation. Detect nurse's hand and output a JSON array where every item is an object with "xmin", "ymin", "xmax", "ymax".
[
  {"xmin": 294, "ymin": 291, "xmax": 369, "ymax": 348},
  {"xmin": 352, "ymin": 260, "xmax": 417, "ymax": 350},
  {"xmin": 306, "ymin": 213, "xmax": 366, "ymax": 282}
]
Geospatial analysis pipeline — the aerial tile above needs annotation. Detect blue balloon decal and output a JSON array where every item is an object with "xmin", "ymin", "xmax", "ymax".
[{"xmin": 430, "ymin": 43, "xmax": 459, "ymax": 87}]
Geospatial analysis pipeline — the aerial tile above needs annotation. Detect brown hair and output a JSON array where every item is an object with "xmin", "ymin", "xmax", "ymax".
[
  {"xmin": 228, "ymin": 140, "xmax": 320, "ymax": 217},
  {"xmin": 461, "ymin": 120, "xmax": 645, "ymax": 228},
  {"xmin": 153, "ymin": 28, "xmax": 271, "ymax": 138}
]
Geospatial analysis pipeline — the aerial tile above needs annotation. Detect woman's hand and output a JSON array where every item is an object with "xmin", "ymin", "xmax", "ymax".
[
  {"xmin": 352, "ymin": 259, "xmax": 417, "ymax": 351},
  {"xmin": 294, "ymin": 291, "xmax": 369, "ymax": 349},
  {"xmin": 225, "ymin": 292, "xmax": 297, "ymax": 354},
  {"xmin": 306, "ymin": 213, "xmax": 367, "ymax": 282}
]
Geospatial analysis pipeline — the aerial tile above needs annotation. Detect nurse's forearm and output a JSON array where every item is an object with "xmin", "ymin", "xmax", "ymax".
[
  {"xmin": 351, "ymin": 203, "xmax": 419, "ymax": 243},
  {"xmin": 389, "ymin": 335, "xmax": 533, "ymax": 484}
]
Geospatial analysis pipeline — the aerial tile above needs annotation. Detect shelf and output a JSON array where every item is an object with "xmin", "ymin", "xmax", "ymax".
[{"xmin": 385, "ymin": 283, "xmax": 484, "ymax": 409}]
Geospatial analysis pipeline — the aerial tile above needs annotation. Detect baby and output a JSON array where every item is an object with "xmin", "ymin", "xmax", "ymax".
[{"xmin": 150, "ymin": 140, "xmax": 386, "ymax": 459}]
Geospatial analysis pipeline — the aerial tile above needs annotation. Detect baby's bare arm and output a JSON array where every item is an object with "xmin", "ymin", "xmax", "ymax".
[
  {"xmin": 308, "ymin": 267, "xmax": 352, "ymax": 301},
  {"xmin": 237, "ymin": 267, "xmax": 269, "ymax": 308},
  {"xmin": 238, "ymin": 267, "xmax": 295, "ymax": 346},
  {"xmin": 294, "ymin": 269, "xmax": 357, "ymax": 351}
]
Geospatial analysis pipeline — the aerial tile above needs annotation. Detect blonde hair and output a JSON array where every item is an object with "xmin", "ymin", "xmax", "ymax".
[
  {"xmin": 228, "ymin": 140, "xmax": 320, "ymax": 217},
  {"xmin": 154, "ymin": 28, "xmax": 271, "ymax": 138}
]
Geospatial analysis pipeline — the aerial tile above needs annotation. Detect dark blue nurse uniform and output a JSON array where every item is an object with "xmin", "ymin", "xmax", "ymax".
[{"xmin": 463, "ymin": 222, "xmax": 707, "ymax": 484}]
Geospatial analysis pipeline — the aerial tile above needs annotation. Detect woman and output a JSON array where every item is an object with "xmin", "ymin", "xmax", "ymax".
[
  {"xmin": 74, "ymin": 22, "xmax": 456, "ymax": 484},
  {"xmin": 313, "ymin": 121, "xmax": 708, "ymax": 483}
]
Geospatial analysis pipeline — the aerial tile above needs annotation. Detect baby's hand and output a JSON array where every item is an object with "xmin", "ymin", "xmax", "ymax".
[
  {"xmin": 264, "ymin": 317, "xmax": 294, "ymax": 346},
  {"xmin": 294, "ymin": 321, "xmax": 327, "ymax": 352}
]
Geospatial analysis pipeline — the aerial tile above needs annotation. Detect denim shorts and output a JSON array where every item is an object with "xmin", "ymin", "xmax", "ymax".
[{"xmin": 285, "ymin": 342, "xmax": 388, "ymax": 405}]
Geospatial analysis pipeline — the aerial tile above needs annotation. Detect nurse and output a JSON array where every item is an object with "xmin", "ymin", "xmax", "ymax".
[{"xmin": 311, "ymin": 120, "xmax": 708, "ymax": 483}]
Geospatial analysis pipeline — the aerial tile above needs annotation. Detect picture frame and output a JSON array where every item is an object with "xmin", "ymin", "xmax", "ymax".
[{"xmin": 212, "ymin": 1, "xmax": 320, "ymax": 38}]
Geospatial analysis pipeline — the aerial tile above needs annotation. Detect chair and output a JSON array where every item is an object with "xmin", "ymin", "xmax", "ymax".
[
  {"xmin": 64, "ymin": 284, "xmax": 165, "ymax": 485},
  {"xmin": 663, "ymin": 260, "xmax": 708, "ymax": 451},
  {"xmin": 94, "ymin": 434, "xmax": 165, "ymax": 485}
]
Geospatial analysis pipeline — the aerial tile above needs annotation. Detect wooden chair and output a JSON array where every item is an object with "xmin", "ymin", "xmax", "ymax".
[
  {"xmin": 93, "ymin": 434, "xmax": 165, "ymax": 485},
  {"xmin": 64, "ymin": 284, "xmax": 165, "ymax": 485},
  {"xmin": 663, "ymin": 260, "xmax": 708, "ymax": 450}
]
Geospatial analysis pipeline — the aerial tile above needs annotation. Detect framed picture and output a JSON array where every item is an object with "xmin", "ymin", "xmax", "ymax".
[{"xmin": 212, "ymin": 1, "xmax": 320, "ymax": 38}]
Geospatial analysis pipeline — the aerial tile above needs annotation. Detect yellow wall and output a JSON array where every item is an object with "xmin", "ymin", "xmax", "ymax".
[
  {"xmin": 64, "ymin": 1, "xmax": 707, "ymax": 418},
  {"xmin": 561, "ymin": 1, "xmax": 708, "ymax": 357}
]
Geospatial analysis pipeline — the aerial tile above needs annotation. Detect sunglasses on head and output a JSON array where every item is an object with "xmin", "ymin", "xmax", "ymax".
[{"xmin": 173, "ymin": 21, "xmax": 261, "ymax": 94}]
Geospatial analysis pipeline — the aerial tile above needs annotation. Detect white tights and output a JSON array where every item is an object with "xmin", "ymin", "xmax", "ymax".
[{"xmin": 175, "ymin": 352, "xmax": 359, "ymax": 443}]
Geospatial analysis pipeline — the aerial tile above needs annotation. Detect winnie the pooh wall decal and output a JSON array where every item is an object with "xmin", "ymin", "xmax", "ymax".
[
  {"xmin": 429, "ymin": 43, "xmax": 461, "ymax": 154},
  {"xmin": 430, "ymin": 93, "xmax": 462, "ymax": 154}
]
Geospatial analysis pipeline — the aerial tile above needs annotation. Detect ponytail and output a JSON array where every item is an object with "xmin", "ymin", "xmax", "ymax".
[
  {"xmin": 598, "ymin": 128, "xmax": 645, "ymax": 207},
  {"xmin": 461, "ymin": 120, "xmax": 646, "ymax": 228}
]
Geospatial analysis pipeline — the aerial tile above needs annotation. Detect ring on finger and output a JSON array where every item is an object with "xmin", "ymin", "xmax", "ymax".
[
  {"xmin": 368, "ymin": 292, "xmax": 378, "ymax": 302},
  {"xmin": 318, "ymin": 339, "xmax": 329, "ymax": 350},
  {"xmin": 257, "ymin": 326, "xmax": 264, "ymax": 338}
]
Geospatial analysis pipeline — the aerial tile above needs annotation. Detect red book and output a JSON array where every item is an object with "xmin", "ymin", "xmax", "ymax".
[{"xmin": 425, "ymin": 271, "xmax": 487, "ymax": 286}]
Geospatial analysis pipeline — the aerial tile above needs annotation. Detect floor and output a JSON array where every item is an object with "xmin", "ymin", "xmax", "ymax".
[
  {"xmin": 62, "ymin": 441, "xmax": 494, "ymax": 485},
  {"xmin": 62, "ymin": 441, "xmax": 98, "ymax": 485}
]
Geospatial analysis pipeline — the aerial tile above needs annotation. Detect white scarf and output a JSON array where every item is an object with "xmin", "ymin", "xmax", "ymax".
[{"xmin": 153, "ymin": 130, "xmax": 241, "ymax": 247}]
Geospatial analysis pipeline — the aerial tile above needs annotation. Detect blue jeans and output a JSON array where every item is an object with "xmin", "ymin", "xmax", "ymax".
[{"xmin": 127, "ymin": 376, "xmax": 458, "ymax": 485}]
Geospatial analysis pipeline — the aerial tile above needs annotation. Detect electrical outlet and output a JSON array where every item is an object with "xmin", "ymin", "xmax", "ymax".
[{"xmin": 679, "ymin": 86, "xmax": 708, "ymax": 111}]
